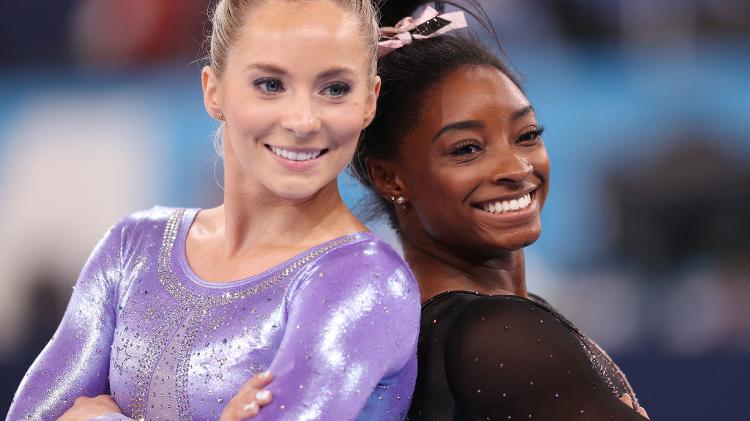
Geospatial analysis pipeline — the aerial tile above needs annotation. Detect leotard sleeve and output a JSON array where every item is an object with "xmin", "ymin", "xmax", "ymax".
[
  {"xmin": 255, "ymin": 237, "xmax": 421, "ymax": 421},
  {"xmin": 442, "ymin": 296, "xmax": 646, "ymax": 420},
  {"xmin": 7, "ymin": 219, "xmax": 130, "ymax": 421}
]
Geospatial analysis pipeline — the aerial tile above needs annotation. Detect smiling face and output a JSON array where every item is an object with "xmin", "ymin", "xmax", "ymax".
[
  {"xmin": 387, "ymin": 65, "xmax": 550, "ymax": 255},
  {"xmin": 202, "ymin": 0, "xmax": 379, "ymax": 200}
]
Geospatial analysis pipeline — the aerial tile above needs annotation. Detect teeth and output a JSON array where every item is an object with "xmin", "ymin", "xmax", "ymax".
[
  {"xmin": 479, "ymin": 193, "xmax": 532, "ymax": 214},
  {"xmin": 270, "ymin": 146, "xmax": 322, "ymax": 161}
]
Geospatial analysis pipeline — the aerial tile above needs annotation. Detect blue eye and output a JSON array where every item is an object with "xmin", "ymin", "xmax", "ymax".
[
  {"xmin": 254, "ymin": 78, "xmax": 284, "ymax": 94},
  {"xmin": 322, "ymin": 82, "xmax": 351, "ymax": 97}
]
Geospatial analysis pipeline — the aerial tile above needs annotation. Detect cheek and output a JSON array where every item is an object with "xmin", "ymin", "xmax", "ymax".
[
  {"xmin": 410, "ymin": 164, "xmax": 477, "ymax": 221},
  {"xmin": 320, "ymin": 102, "xmax": 366, "ymax": 145},
  {"xmin": 231, "ymin": 100, "xmax": 280, "ymax": 137},
  {"xmin": 530, "ymin": 147, "xmax": 551, "ymax": 204},
  {"xmin": 531, "ymin": 147, "xmax": 551, "ymax": 176}
]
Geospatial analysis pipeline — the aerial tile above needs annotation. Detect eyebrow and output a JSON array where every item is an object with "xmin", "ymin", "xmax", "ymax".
[
  {"xmin": 432, "ymin": 105, "xmax": 536, "ymax": 142},
  {"xmin": 246, "ymin": 63, "xmax": 287, "ymax": 76},
  {"xmin": 246, "ymin": 64, "xmax": 356, "ymax": 81},
  {"xmin": 510, "ymin": 105, "xmax": 535, "ymax": 121},
  {"xmin": 317, "ymin": 66, "xmax": 357, "ymax": 81},
  {"xmin": 433, "ymin": 120, "xmax": 485, "ymax": 141}
]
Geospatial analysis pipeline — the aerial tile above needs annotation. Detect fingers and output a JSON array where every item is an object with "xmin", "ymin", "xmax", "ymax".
[
  {"xmin": 219, "ymin": 371, "xmax": 274, "ymax": 421},
  {"xmin": 240, "ymin": 401, "xmax": 260, "ymax": 418},
  {"xmin": 93, "ymin": 395, "xmax": 116, "ymax": 403},
  {"xmin": 620, "ymin": 393, "xmax": 650, "ymax": 419},
  {"xmin": 254, "ymin": 389, "xmax": 272, "ymax": 406},
  {"xmin": 239, "ymin": 371, "xmax": 274, "ymax": 408},
  {"xmin": 247, "ymin": 370, "xmax": 274, "ymax": 390}
]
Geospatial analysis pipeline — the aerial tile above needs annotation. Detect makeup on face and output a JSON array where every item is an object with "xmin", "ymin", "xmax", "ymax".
[
  {"xmin": 398, "ymin": 66, "xmax": 550, "ymax": 253},
  {"xmin": 216, "ymin": 0, "xmax": 377, "ymax": 199}
]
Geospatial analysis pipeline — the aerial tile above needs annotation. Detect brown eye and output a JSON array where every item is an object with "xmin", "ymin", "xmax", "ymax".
[
  {"xmin": 516, "ymin": 126, "xmax": 545, "ymax": 144},
  {"xmin": 451, "ymin": 142, "xmax": 483, "ymax": 156}
]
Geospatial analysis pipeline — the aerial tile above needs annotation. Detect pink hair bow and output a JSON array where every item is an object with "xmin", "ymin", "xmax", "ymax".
[{"xmin": 377, "ymin": 5, "xmax": 468, "ymax": 58}]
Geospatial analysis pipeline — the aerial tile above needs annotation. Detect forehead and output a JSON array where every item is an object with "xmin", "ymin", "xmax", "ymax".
[
  {"xmin": 421, "ymin": 66, "xmax": 530, "ymax": 126},
  {"xmin": 230, "ymin": 0, "xmax": 370, "ymax": 74}
]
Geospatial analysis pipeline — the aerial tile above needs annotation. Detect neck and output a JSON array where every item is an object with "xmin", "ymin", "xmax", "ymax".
[
  {"xmin": 400, "ymin": 229, "xmax": 528, "ymax": 303},
  {"xmin": 214, "ymin": 155, "xmax": 363, "ymax": 257}
]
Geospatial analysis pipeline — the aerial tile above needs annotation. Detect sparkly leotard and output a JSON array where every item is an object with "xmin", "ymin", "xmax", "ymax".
[
  {"xmin": 408, "ymin": 291, "xmax": 645, "ymax": 420},
  {"xmin": 8, "ymin": 207, "xmax": 420, "ymax": 421}
]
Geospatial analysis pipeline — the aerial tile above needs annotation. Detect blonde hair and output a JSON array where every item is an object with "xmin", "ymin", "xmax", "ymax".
[{"xmin": 208, "ymin": 0, "xmax": 379, "ymax": 78}]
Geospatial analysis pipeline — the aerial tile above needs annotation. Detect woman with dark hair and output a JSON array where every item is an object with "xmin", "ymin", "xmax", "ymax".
[{"xmin": 350, "ymin": 1, "xmax": 650, "ymax": 419}]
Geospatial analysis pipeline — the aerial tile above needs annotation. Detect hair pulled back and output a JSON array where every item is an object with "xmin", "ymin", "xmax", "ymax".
[
  {"xmin": 207, "ymin": 0, "xmax": 380, "ymax": 78},
  {"xmin": 351, "ymin": 0, "xmax": 522, "ymax": 227},
  {"xmin": 205, "ymin": 0, "xmax": 380, "ymax": 157}
]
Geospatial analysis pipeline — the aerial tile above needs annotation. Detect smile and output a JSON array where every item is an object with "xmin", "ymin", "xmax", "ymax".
[
  {"xmin": 266, "ymin": 145, "xmax": 327, "ymax": 162},
  {"xmin": 474, "ymin": 191, "xmax": 535, "ymax": 214}
]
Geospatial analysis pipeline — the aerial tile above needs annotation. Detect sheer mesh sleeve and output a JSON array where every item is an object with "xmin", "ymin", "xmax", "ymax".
[{"xmin": 441, "ymin": 295, "xmax": 646, "ymax": 420}]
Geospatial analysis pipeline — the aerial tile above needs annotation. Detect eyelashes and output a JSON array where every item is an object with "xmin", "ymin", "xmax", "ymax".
[
  {"xmin": 251, "ymin": 78, "xmax": 352, "ymax": 98},
  {"xmin": 447, "ymin": 125, "xmax": 545, "ymax": 159},
  {"xmin": 253, "ymin": 77, "xmax": 284, "ymax": 94},
  {"xmin": 321, "ymin": 82, "xmax": 351, "ymax": 97},
  {"xmin": 449, "ymin": 141, "xmax": 483, "ymax": 156},
  {"xmin": 516, "ymin": 126, "xmax": 545, "ymax": 144}
]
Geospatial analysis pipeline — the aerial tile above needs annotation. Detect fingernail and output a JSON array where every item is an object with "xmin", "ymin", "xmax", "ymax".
[
  {"xmin": 243, "ymin": 402, "xmax": 259, "ymax": 412},
  {"xmin": 259, "ymin": 370, "xmax": 271, "ymax": 379},
  {"xmin": 256, "ymin": 390, "xmax": 271, "ymax": 401}
]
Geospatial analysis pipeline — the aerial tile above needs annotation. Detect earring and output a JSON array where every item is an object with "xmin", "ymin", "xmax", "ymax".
[
  {"xmin": 216, "ymin": 112, "xmax": 225, "ymax": 121},
  {"xmin": 391, "ymin": 196, "xmax": 407, "ymax": 210}
]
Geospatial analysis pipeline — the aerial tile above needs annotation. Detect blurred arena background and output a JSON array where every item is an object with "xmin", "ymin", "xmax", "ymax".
[{"xmin": 1, "ymin": 0, "xmax": 749, "ymax": 419}]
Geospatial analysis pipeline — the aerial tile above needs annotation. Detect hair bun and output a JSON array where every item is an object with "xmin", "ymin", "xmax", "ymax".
[{"xmin": 378, "ymin": 0, "xmax": 431, "ymax": 27}]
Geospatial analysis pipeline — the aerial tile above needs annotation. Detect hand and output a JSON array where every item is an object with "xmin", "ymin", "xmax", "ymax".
[
  {"xmin": 620, "ymin": 393, "xmax": 650, "ymax": 419},
  {"xmin": 57, "ymin": 394, "xmax": 121, "ymax": 421},
  {"xmin": 219, "ymin": 370, "xmax": 274, "ymax": 421}
]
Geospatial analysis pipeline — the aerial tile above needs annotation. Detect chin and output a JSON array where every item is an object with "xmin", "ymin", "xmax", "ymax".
[
  {"xmin": 485, "ymin": 225, "xmax": 542, "ymax": 253},
  {"xmin": 265, "ymin": 176, "xmax": 332, "ymax": 200}
]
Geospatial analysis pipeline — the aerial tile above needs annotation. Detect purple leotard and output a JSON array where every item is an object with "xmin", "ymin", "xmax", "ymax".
[{"xmin": 8, "ymin": 207, "xmax": 420, "ymax": 420}]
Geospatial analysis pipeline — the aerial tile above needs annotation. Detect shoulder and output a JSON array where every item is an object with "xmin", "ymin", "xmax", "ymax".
[
  {"xmin": 116, "ymin": 205, "xmax": 185, "ymax": 233},
  {"xmin": 108, "ymin": 205, "xmax": 193, "ymax": 243},
  {"xmin": 443, "ymin": 295, "xmax": 594, "ymax": 398},
  {"xmin": 90, "ymin": 206, "xmax": 194, "ymax": 268},
  {"xmin": 319, "ymin": 233, "xmax": 409, "ymax": 270},
  {"xmin": 447, "ymin": 294, "xmax": 571, "ymax": 350},
  {"xmin": 315, "ymin": 233, "xmax": 416, "ymax": 292},
  {"xmin": 290, "ymin": 233, "xmax": 419, "ymax": 307}
]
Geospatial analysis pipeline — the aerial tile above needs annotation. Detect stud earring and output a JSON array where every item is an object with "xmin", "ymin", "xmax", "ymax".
[
  {"xmin": 391, "ymin": 196, "xmax": 407, "ymax": 210},
  {"xmin": 216, "ymin": 112, "xmax": 224, "ymax": 121}
]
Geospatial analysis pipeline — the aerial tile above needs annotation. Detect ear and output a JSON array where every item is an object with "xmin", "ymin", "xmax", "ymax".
[
  {"xmin": 363, "ymin": 75, "xmax": 381, "ymax": 128},
  {"xmin": 202, "ymin": 66, "xmax": 223, "ymax": 121},
  {"xmin": 366, "ymin": 157, "xmax": 407, "ymax": 202}
]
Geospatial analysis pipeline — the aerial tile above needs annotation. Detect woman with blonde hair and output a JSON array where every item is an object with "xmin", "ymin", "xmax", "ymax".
[{"xmin": 7, "ymin": 0, "xmax": 420, "ymax": 420}]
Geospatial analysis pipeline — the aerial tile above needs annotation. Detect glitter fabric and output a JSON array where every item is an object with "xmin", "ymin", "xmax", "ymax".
[
  {"xmin": 408, "ymin": 291, "xmax": 645, "ymax": 420},
  {"xmin": 8, "ymin": 207, "xmax": 420, "ymax": 420}
]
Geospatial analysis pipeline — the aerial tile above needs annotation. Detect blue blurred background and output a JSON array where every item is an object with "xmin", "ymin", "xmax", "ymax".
[{"xmin": 1, "ymin": 0, "xmax": 748, "ymax": 420}]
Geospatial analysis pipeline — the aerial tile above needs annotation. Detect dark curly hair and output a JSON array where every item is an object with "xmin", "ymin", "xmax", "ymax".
[{"xmin": 350, "ymin": 0, "xmax": 523, "ymax": 228}]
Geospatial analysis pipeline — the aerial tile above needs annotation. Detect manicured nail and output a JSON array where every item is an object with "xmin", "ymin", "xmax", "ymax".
[
  {"xmin": 256, "ymin": 390, "xmax": 271, "ymax": 401},
  {"xmin": 259, "ymin": 370, "xmax": 272, "ymax": 379},
  {"xmin": 243, "ymin": 402, "xmax": 259, "ymax": 412}
]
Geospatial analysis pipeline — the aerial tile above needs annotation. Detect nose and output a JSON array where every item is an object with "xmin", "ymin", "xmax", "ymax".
[
  {"xmin": 490, "ymin": 152, "xmax": 533, "ymax": 186},
  {"xmin": 280, "ymin": 93, "xmax": 321, "ymax": 139}
]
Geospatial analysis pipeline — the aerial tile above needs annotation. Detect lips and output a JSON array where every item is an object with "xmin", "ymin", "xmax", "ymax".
[{"xmin": 473, "ymin": 190, "xmax": 537, "ymax": 214}]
